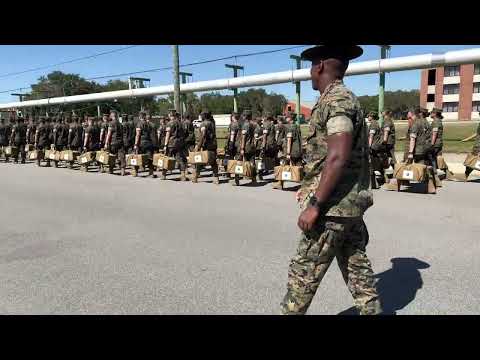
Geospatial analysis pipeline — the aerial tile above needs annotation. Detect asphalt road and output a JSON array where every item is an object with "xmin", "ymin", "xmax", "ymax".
[{"xmin": 1, "ymin": 161, "xmax": 479, "ymax": 315}]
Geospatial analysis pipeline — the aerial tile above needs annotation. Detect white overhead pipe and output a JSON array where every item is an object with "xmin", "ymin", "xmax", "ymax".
[{"xmin": 2, "ymin": 48, "xmax": 480, "ymax": 110}]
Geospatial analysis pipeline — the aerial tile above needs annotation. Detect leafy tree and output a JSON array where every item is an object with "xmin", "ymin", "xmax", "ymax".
[
  {"xmin": 22, "ymin": 71, "xmax": 287, "ymax": 118},
  {"xmin": 357, "ymin": 90, "xmax": 419, "ymax": 119}
]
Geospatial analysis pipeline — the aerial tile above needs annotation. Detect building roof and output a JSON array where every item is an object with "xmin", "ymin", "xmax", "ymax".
[{"xmin": 287, "ymin": 100, "xmax": 317, "ymax": 109}]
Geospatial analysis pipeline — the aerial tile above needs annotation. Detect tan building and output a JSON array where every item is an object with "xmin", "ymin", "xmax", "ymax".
[{"xmin": 420, "ymin": 64, "xmax": 480, "ymax": 120}]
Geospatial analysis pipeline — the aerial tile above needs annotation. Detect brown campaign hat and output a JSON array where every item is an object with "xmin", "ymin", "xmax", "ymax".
[{"xmin": 301, "ymin": 44, "xmax": 363, "ymax": 62}]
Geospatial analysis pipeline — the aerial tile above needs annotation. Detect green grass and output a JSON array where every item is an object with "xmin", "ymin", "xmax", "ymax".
[
  {"xmin": 393, "ymin": 122, "xmax": 477, "ymax": 153},
  {"xmin": 215, "ymin": 121, "xmax": 478, "ymax": 154}
]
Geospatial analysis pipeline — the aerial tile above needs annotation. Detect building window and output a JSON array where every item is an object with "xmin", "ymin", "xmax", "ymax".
[
  {"xmin": 443, "ymin": 84, "xmax": 460, "ymax": 94},
  {"xmin": 473, "ymin": 82, "xmax": 480, "ymax": 93},
  {"xmin": 444, "ymin": 65, "xmax": 460, "ymax": 77},
  {"xmin": 473, "ymin": 101, "xmax": 480, "ymax": 112},
  {"xmin": 475, "ymin": 64, "xmax": 480, "ymax": 75},
  {"xmin": 427, "ymin": 94, "xmax": 435, "ymax": 102},
  {"xmin": 428, "ymin": 69, "xmax": 436, "ymax": 85},
  {"xmin": 443, "ymin": 102, "xmax": 459, "ymax": 112}
]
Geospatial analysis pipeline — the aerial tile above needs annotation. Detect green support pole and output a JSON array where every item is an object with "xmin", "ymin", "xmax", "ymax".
[
  {"xmin": 225, "ymin": 64, "xmax": 244, "ymax": 113},
  {"xmin": 378, "ymin": 46, "xmax": 389, "ymax": 127},
  {"xmin": 172, "ymin": 45, "xmax": 181, "ymax": 115},
  {"xmin": 290, "ymin": 55, "xmax": 302, "ymax": 125},
  {"xmin": 179, "ymin": 72, "xmax": 193, "ymax": 116}
]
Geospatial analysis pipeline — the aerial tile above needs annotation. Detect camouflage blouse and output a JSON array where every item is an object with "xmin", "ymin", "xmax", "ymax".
[{"xmin": 298, "ymin": 80, "xmax": 372, "ymax": 218}]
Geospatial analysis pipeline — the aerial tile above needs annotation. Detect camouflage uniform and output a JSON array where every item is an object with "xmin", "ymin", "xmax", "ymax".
[
  {"xmin": 26, "ymin": 120, "xmax": 37, "ymax": 147},
  {"xmin": 0, "ymin": 119, "xmax": 12, "ymax": 161},
  {"xmin": 261, "ymin": 118, "xmax": 278, "ymax": 159},
  {"xmin": 226, "ymin": 119, "xmax": 239, "ymax": 156},
  {"xmin": 234, "ymin": 118, "xmax": 256, "ymax": 160},
  {"xmin": 67, "ymin": 119, "xmax": 83, "ymax": 169},
  {"xmin": 368, "ymin": 117, "xmax": 387, "ymax": 185},
  {"xmin": 465, "ymin": 121, "xmax": 480, "ymax": 179},
  {"xmin": 81, "ymin": 121, "xmax": 101, "ymax": 172},
  {"xmin": 52, "ymin": 119, "xmax": 69, "ymax": 168},
  {"xmin": 430, "ymin": 115, "xmax": 444, "ymax": 175},
  {"xmin": 183, "ymin": 117, "xmax": 196, "ymax": 153},
  {"xmin": 68, "ymin": 119, "xmax": 83, "ymax": 152},
  {"xmin": 382, "ymin": 115, "xmax": 396, "ymax": 165},
  {"xmin": 162, "ymin": 116, "xmax": 187, "ymax": 180},
  {"xmin": 254, "ymin": 121, "xmax": 263, "ymax": 158},
  {"xmin": 232, "ymin": 116, "xmax": 257, "ymax": 185},
  {"xmin": 272, "ymin": 121, "xmax": 304, "ymax": 190},
  {"xmin": 410, "ymin": 116, "xmax": 432, "ymax": 164},
  {"xmin": 281, "ymin": 80, "xmax": 381, "ymax": 315},
  {"xmin": 107, "ymin": 118, "xmax": 126, "ymax": 174},
  {"xmin": 133, "ymin": 119, "xmax": 156, "ymax": 177},
  {"xmin": 122, "ymin": 116, "xmax": 135, "ymax": 154},
  {"xmin": 472, "ymin": 121, "xmax": 480, "ymax": 155},
  {"xmin": 275, "ymin": 120, "xmax": 287, "ymax": 160},
  {"xmin": 282, "ymin": 123, "xmax": 303, "ymax": 165},
  {"xmin": 35, "ymin": 120, "xmax": 51, "ymax": 167},
  {"xmin": 403, "ymin": 122, "xmax": 413, "ymax": 163},
  {"xmin": 48, "ymin": 118, "xmax": 57, "ymax": 146},
  {"xmin": 98, "ymin": 117, "xmax": 109, "ymax": 172},
  {"xmin": 256, "ymin": 117, "xmax": 278, "ymax": 180},
  {"xmin": 157, "ymin": 119, "xmax": 167, "ymax": 150},
  {"xmin": 192, "ymin": 115, "xmax": 219, "ymax": 184},
  {"xmin": 11, "ymin": 120, "xmax": 27, "ymax": 163}
]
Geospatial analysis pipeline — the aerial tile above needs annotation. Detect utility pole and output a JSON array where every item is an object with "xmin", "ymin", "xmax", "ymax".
[
  {"xmin": 172, "ymin": 45, "xmax": 181, "ymax": 115},
  {"xmin": 290, "ymin": 55, "xmax": 302, "ymax": 125},
  {"xmin": 128, "ymin": 77, "xmax": 151, "ymax": 112},
  {"xmin": 225, "ymin": 64, "xmax": 244, "ymax": 113},
  {"xmin": 179, "ymin": 72, "xmax": 193, "ymax": 116},
  {"xmin": 11, "ymin": 93, "xmax": 26, "ymax": 102},
  {"xmin": 378, "ymin": 45, "xmax": 391, "ymax": 126},
  {"xmin": 11, "ymin": 94, "xmax": 26, "ymax": 117}
]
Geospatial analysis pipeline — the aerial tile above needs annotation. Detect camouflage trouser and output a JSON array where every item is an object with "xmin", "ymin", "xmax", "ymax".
[
  {"xmin": 110, "ymin": 143, "xmax": 126, "ymax": 170},
  {"xmin": 13, "ymin": 143, "xmax": 26, "ymax": 163},
  {"xmin": 167, "ymin": 147, "xmax": 187, "ymax": 172},
  {"xmin": 281, "ymin": 218, "xmax": 382, "ymax": 315},
  {"xmin": 384, "ymin": 144, "xmax": 396, "ymax": 165},
  {"xmin": 194, "ymin": 154, "xmax": 218, "ymax": 178}
]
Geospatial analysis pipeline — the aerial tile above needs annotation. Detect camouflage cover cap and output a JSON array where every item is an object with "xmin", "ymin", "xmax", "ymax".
[
  {"xmin": 168, "ymin": 108, "xmax": 177, "ymax": 114},
  {"xmin": 300, "ymin": 44, "xmax": 363, "ymax": 62},
  {"xmin": 421, "ymin": 107, "xmax": 430, "ymax": 116},
  {"xmin": 431, "ymin": 107, "xmax": 443, "ymax": 118},
  {"xmin": 367, "ymin": 111, "xmax": 378, "ymax": 119}
]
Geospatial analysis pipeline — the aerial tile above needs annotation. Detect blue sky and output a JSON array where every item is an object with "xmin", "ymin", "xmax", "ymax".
[{"xmin": 0, "ymin": 45, "xmax": 479, "ymax": 104}]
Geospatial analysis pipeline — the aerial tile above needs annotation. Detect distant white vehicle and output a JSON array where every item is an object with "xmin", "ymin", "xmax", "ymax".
[
  {"xmin": 193, "ymin": 114, "xmax": 231, "ymax": 128},
  {"xmin": 212, "ymin": 114, "xmax": 231, "ymax": 128}
]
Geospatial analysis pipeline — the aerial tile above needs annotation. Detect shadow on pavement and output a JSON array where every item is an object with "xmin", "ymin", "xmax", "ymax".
[
  {"xmin": 282, "ymin": 184, "xmax": 301, "ymax": 192},
  {"xmin": 338, "ymin": 257, "xmax": 430, "ymax": 315}
]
